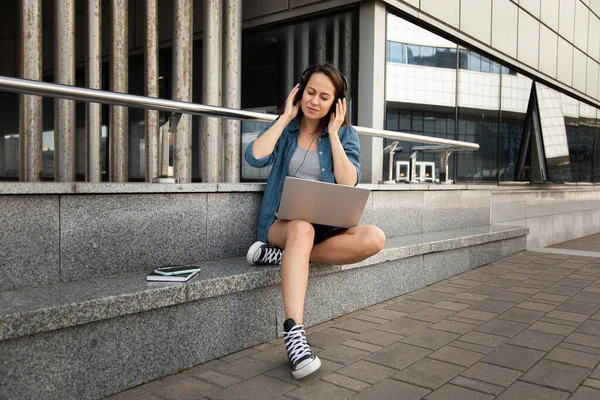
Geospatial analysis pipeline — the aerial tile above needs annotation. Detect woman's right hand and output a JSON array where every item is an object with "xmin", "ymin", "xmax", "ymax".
[{"xmin": 282, "ymin": 84, "xmax": 300, "ymax": 122}]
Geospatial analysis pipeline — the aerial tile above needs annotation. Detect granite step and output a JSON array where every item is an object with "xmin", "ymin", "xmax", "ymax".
[{"xmin": 0, "ymin": 224, "xmax": 528, "ymax": 342}]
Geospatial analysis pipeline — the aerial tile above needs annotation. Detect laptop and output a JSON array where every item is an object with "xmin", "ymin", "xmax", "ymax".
[{"xmin": 275, "ymin": 177, "xmax": 371, "ymax": 228}]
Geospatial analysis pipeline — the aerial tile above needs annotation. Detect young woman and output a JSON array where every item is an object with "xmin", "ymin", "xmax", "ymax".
[{"xmin": 244, "ymin": 63, "xmax": 386, "ymax": 379}]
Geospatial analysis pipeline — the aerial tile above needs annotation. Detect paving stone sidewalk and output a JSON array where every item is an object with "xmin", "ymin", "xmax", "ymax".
[{"xmin": 107, "ymin": 248, "xmax": 600, "ymax": 400}]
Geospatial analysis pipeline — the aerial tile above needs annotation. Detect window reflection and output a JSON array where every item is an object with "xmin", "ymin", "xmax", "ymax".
[
  {"xmin": 386, "ymin": 12, "xmax": 536, "ymax": 183},
  {"xmin": 576, "ymin": 103, "xmax": 597, "ymax": 183}
]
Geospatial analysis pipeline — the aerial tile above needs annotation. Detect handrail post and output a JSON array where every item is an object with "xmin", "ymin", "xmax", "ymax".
[
  {"xmin": 173, "ymin": 0, "xmax": 193, "ymax": 183},
  {"xmin": 145, "ymin": 0, "xmax": 160, "ymax": 183},
  {"xmin": 110, "ymin": 0, "xmax": 129, "ymax": 182},
  {"xmin": 203, "ymin": 0, "xmax": 222, "ymax": 183},
  {"xmin": 409, "ymin": 151, "xmax": 419, "ymax": 183},
  {"xmin": 440, "ymin": 150, "xmax": 453, "ymax": 184},
  {"xmin": 19, "ymin": 0, "xmax": 43, "ymax": 182},
  {"xmin": 54, "ymin": 0, "xmax": 76, "ymax": 182},
  {"xmin": 86, "ymin": 0, "xmax": 102, "ymax": 183},
  {"xmin": 223, "ymin": 0, "xmax": 241, "ymax": 183}
]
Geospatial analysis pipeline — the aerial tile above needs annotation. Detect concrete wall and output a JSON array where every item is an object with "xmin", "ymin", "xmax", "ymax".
[
  {"xmin": 0, "ymin": 183, "xmax": 493, "ymax": 291},
  {"xmin": 492, "ymin": 187, "xmax": 600, "ymax": 249}
]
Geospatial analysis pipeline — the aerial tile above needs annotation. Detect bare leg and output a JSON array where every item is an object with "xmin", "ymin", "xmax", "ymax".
[
  {"xmin": 268, "ymin": 220, "xmax": 315, "ymax": 324},
  {"xmin": 310, "ymin": 225, "xmax": 386, "ymax": 264}
]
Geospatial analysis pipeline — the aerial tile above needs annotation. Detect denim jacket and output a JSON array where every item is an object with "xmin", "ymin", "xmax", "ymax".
[{"xmin": 245, "ymin": 115, "xmax": 361, "ymax": 243}]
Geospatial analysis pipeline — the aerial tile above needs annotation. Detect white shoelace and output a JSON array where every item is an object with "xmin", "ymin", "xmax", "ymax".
[
  {"xmin": 283, "ymin": 325, "xmax": 311, "ymax": 366},
  {"xmin": 259, "ymin": 246, "xmax": 283, "ymax": 264}
]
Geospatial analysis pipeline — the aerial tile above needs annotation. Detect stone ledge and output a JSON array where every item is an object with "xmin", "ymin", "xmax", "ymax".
[
  {"xmin": 0, "ymin": 182, "xmax": 496, "ymax": 195},
  {"xmin": 0, "ymin": 224, "xmax": 528, "ymax": 342}
]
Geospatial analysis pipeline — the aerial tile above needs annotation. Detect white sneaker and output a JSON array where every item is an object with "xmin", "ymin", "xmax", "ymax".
[{"xmin": 246, "ymin": 241, "xmax": 284, "ymax": 265}]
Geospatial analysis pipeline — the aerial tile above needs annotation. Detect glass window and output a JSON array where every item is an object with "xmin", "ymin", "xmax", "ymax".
[
  {"xmin": 491, "ymin": 61, "xmax": 501, "ymax": 74},
  {"xmin": 469, "ymin": 52, "xmax": 481, "ymax": 72},
  {"xmin": 424, "ymin": 112, "xmax": 436, "ymax": 133},
  {"xmin": 407, "ymin": 45, "xmax": 420, "ymax": 64},
  {"xmin": 594, "ymin": 110, "xmax": 600, "ymax": 182},
  {"xmin": 412, "ymin": 111, "xmax": 424, "ymax": 132},
  {"xmin": 399, "ymin": 111, "xmax": 411, "ymax": 131},
  {"xmin": 386, "ymin": 108, "xmax": 399, "ymax": 130},
  {"xmin": 458, "ymin": 49, "xmax": 469, "ymax": 70},
  {"xmin": 501, "ymin": 66, "xmax": 517, "ymax": 75},
  {"xmin": 387, "ymin": 41, "xmax": 405, "ymax": 63},
  {"xmin": 480, "ymin": 55, "xmax": 491, "ymax": 73},
  {"xmin": 435, "ymin": 48, "xmax": 456, "ymax": 69},
  {"xmin": 434, "ymin": 112, "xmax": 449, "ymax": 134},
  {"xmin": 576, "ymin": 102, "xmax": 596, "ymax": 183},
  {"xmin": 419, "ymin": 46, "xmax": 435, "ymax": 66},
  {"xmin": 456, "ymin": 110, "xmax": 499, "ymax": 181}
]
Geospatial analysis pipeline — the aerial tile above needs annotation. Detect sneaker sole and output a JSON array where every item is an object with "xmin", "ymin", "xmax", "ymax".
[
  {"xmin": 246, "ymin": 241, "xmax": 265, "ymax": 265},
  {"xmin": 292, "ymin": 356, "xmax": 321, "ymax": 379}
]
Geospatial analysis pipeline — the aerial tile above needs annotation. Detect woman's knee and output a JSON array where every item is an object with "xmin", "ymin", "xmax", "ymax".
[
  {"xmin": 286, "ymin": 220, "xmax": 315, "ymax": 243},
  {"xmin": 360, "ymin": 225, "xmax": 386, "ymax": 256}
]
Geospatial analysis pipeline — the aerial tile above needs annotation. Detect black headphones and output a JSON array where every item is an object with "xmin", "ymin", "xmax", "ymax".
[{"xmin": 294, "ymin": 64, "xmax": 349, "ymax": 117}]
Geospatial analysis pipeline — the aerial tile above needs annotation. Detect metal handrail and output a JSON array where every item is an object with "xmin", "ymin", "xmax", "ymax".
[{"xmin": 0, "ymin": 75, "xmax": 479, "ymax": 150}]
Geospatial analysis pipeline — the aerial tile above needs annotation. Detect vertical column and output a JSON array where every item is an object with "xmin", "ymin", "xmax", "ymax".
[
  {"xmin": 0, "ymin": 135, "xmax": 4, "ymax": 177},
  {"xmin": 314, "ymin": 19, "xmax": 326, "ymax": 64},
  {"xmin": 296, "ymin": 22, "xmax": 309, "ymax": 72},
  {"xmin": 86, "ymin": 0, "xmax": 102, "ymax": 182},
  {"xmin": 203, "ymin": 0, "xmax": 222, "ymax": 182},
  {"xmin": 145, "ymin": 0, "xmax": 159, "ymax": 182},
  {"xmin": 223, "ymin": 0, "xmax": 241, "ymax": 182},
  {"xmin": 283, "ymin": 26, "xmax": 295, "ymax": 94},
  {"xmin": 54, "ymin": 0, "xmax": 76, "ymax": 182},
  {"xmin": 173, "ymin": 0, "xmax": 193, "ymax": 182},
  {"xmin": 332, "ymin": 15, "xmax": 340, "ymax": 67},
  {"xmin": 19, "ymin": 0, "xmax": 43, "ymax": 182},
  {"xmin": 341, "ymin": 13, "xmax": 352, "ymax": 85},
  {"xmin": 110, "ymin": 0, "xmax": 129, "ymax": 182},
  {"xmin": 357, "ymin": 1, "xmax": 386, "ymax": 183}
]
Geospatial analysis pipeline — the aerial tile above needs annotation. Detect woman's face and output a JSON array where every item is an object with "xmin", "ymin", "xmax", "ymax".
[{"xmin": 300, "ymin": 72, "xmax": 336, "ymax": 121}]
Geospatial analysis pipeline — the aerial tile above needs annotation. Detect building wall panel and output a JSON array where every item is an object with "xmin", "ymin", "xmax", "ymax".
[
  {"xmin": 592, "ymin": 0, "xmax": 600, "ymax": 16},
  {"xmin": 460, "ymin": 0, "xmax": 491, "ymax": 45},
  {"xmin": 589, "ymin": 15, "xmax": 600, "ymax": 62},
  {"xmin": 575, "ymin": 0, "xmax": 590, "ymax": 53},
  {"xmin": 587, "ymin": 57, "xmax": 599, "ymax": 98},
  {"xmin": 519, "ymin": 0, "xmax": 541, "ymax": 18},
  {"xmin": 573, "ymin": 48, "xmax": 588, "ymax": 92},
  {"xmin": 517, "ymin": 9, "xmax": 540, "ymax": 69},
  {"xmin": 557, "ymin": 36, "xmax": 574, "ymax": 86},
  {"xmin": 538, "ymin": 24, "xmax": 558, "ymax": 79},
  {"xmin": 540, "ymin": 0, "xmax": 560, "ymax": 31},
  {"xmin": 421, "ymin": 0, "xmax": 460, "ymax": 28},
  {"xmin": 559, "ymin": 0, "xmax": 576, "ymax": 43},
  {"xmin": 492, "ymin": 0, "xmax": 519, "ymax": 58}
]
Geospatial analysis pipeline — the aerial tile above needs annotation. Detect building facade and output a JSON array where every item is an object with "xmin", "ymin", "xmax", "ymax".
[{"xmin": 0, "ymin": 0, "xmax": 599, "ymax": 184}]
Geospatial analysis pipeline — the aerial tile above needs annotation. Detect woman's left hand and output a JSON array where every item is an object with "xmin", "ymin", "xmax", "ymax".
[{"xmin": 327, "ymin": 98, "xmax": 346, "ymax": 137}]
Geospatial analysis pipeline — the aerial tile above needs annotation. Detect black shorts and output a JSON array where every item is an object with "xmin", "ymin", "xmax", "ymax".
[
  {"xmin": 312, "ymin": 223, "xmax": 347, "ymax": 244},
  {"xmin": 269, "ymin": 220, "xmax": 347, "ymax": 245}
]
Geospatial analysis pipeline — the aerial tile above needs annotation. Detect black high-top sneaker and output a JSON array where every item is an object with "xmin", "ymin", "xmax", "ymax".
[
  {"xmin": 246, "ymin": 241, "xmax": 284, "ymax": 265},
  {"xmin": 282, "ymin": 318, "xmax": 321, "ymax": 379}
]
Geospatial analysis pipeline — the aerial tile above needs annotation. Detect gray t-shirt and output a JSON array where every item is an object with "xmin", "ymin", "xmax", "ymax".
[{"xmin": 287, "ymin": 145, "xmax": 322, "ymax": 181}]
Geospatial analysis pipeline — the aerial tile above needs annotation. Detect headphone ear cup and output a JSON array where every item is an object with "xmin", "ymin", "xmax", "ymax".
[
  {"xmin": 328, "ymin": 98, "xmax": 338, "ymax": 115},
  {"xmin": 294, "ymin": 82, "xmax": 304, "ymax": 105}
]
